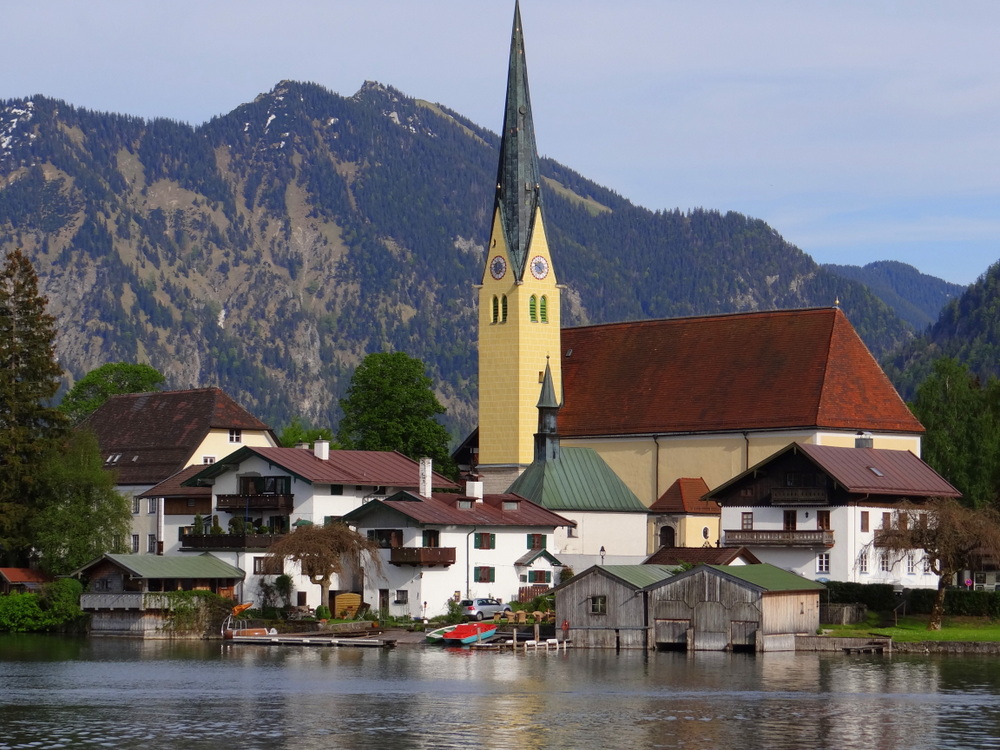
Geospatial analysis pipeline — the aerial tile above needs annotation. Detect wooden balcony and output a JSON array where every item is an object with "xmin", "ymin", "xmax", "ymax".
[
  {"xmin": 770, "ymin": 488, "xmax": 829, "ymax": 505},
  {"xmin": 80, "ymin": 593, "xmax": 173, "ymax": 611},
  {"xmin": 181, "ymin": 533, "xmax": 285, "ymax": 550},
  {"xmin": 389, "ymin": 547, "xmax": 456, "ymax": 567},
  {"xmin": 724, "ymin": 529, "xmax": 835, "ymax": 548},
  {"xmin": 216, "ymin": 494, "xmax": 294, "ymax": 512}
]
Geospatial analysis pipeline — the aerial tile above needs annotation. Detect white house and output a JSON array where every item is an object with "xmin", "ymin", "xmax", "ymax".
[
  {"xmin": 177, "ymin": 443, "xmax": 457, "ymax": 609},
  {"xmin": 709, "ymin": 441, "xmax": 961, "ymax": 588},
  {"xmin": 340, "ymin": 482, "xmax": 574, "ymax": 620}
]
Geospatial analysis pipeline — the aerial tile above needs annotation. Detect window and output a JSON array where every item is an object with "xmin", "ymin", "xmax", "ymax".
[
  {"xmin": 741, "ymin": 512, "xmax": 754, "ymax": 530},
  {"xmin": 131, "ymin": 535, "xmax": 140, "ymax": 553},
  {"xmin": 474, "ymin": 532, "xmax": 496, "ymax": 550},
  {"xmin": 147, "ymin": 534, "xmax": 157, "ymax": 553},
  {"xmin": 590, "ymin": 595, "xmax": 607, "ymax": 615},
  {"xmin": 253, "ymin": 557, "xmax": 283, "ymax": 575},
  {"xmin": 816, "ymin": 511, "xmax": 831, "ymax": 531},
  {"xmin": 907, "ymin": 553, "xmax": 916, "ymax": 575},
  {"xmin": 147, "ymin": 498, "xmax": 158, "ymax": 514},
  {"xmin": 899, "ymin": 513, "xmax": 909, "ymax": 531},
  {"xmin": 817, "ymin": 553, "xmax": 830, "ymax": 574},
  {"xmin": 239, "ymin": 476, "xmax": 291, "ymax": 495},
  {"xmin": 491, "ymin": 295, "xmax": 499, "ymax": 324},
  {"xmin": 539, "ymin": 295, "xmax": 548, "ymax": 323},
  {"xmin": 202, "ymin": 456, "xmax": 215, "ymax": 464},
  {"xmin": 502, "ymin": 500, "xmax": 519, "ymax": 511},
  {"xmin": 783, "ymin": 511, "xmax": 797, "ymax": 531},
  {"xmin": 132, "ymin": 497, "xmax": 140, "ymax": 515},
  {"xmin": 474, "ymin": 566, "xmax": 495, "ymax": 583},
  {"xmin": 457, "ymin": 499, "xmax": 473, "ymax": 509},
  {"xmin": 501, "ymin": 295, "xmax": 508, "ymax": 323},
  {"xmin": 394, "ymin": 590, "xmax": 409, "ymax": 604},
  {"xmin": 367, "ymin": 529, "xmax": 403, "ymax": 548},
  {"xmin": 529, "ymin": 295, "xmax": 538, "ymax": 322},
  {"xmin": 880, "ymin": 553, "xmax": 891, "ymax": 573},
  {"xmin": 229, "ymin": 428, "xmax": 242, "ymax": 443},
  {"xmin": 882, "ymin": 512, "xmax": 892, "ymax": 530},
  {"xmin": 567, "ymin": 526, "xmax": 577, "ymax": 538},
  {"xmin": 527, "ymin": 533, "xmax": 546, "ymax": 550},
  {"xmin": 860, "ymin": 511, "xmax": 869, "ymax": 533},
  {"xmin": 859, "ymin": 550, "xmax": 869, "ymax": 574},
  {"xmin": 330, "ymin": 484, "xmax": 344, "ymax": 495},
  {"xmin": 528, "ymin": 570, "xmax": 552, "ymax": 584},
  {"xmin": 422, "ymin": 530, "xmax": 440, "ymax": 548}
]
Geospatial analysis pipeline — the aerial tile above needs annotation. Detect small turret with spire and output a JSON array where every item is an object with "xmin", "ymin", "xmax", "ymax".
[{"xmin": 534, "ymin": 358, "xmax": 561, "ymax": 463}]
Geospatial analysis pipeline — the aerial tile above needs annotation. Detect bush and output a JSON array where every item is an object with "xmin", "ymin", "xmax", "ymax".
[
  {"xmin": 0, "ymin": 593, "xmax": 48, "ymax": 632},
  {"xmin": 824, "ymin": 581, "xmax": 898, "ymax": 611},
  {"xmin": 315, "ymin": 605, "xmax": 331, "ymax": 620}
]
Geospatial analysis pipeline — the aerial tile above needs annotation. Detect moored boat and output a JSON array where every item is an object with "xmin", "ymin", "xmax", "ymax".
[
  {"xmin": 425, "ymin": 624, "xmax": 459, "ymax": 644},
  {"xmin": 440, "ymin": 622, "xmax": 497, "ymax": 645}
]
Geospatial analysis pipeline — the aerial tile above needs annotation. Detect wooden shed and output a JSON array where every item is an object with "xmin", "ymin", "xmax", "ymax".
[
  {"xmin": 552, "ymin": 565, "xmax": 678, "ymax": 649},
  {"xmin": 648, "ymin": 564, "xmax": 826, "ymax": 652}
]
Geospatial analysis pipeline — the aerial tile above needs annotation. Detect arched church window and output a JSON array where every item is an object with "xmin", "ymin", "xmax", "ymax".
[
  {"xmin": 659, "ymin": 526, "xmax": 675, "ymax": 548},
  {"xmin": 539, "ymin": 295, "xmax": 548, "ymax": 323},
  {"xmin": 501, "ymin": 295, "xmax": 508, "ymax": 323},
  {"xmin": 491, "ymin": 295, "xmax": 499, "ymax": 324},
  {"xmin": 529, "ymin": 295, "xmax": 538, "ymax": 322}
]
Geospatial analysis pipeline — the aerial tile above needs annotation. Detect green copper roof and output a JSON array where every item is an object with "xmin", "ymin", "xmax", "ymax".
[
  {"xmin": 507, "ymin": 446, "xmax": 648, "ymax": 512},
  {"xmin": 600, "ymin": 564, "xmax": 678, "ymax": 589},
  {"xmin": 495, "ymin": 0, "xmax": 542, "ymax": 280},
  {"xmin": 705, "ymin": 564, "xmax": 827, "ymax": 593},
  {"xmin": 92, "ymin": 553, "xmax": 245, "ymax": 580},
  {"xmin": 536, "ymin": 358, "xmax": 559, "ymax": 409}
]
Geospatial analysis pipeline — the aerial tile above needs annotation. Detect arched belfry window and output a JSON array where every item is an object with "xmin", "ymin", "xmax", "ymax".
[
  {"xmin": 529, "ymin": 295, "xmax": 538, "ymax": 323},
  {"xmin": 539, "ymin": 295, "xmax": 548, "ymax": 323},
  {"xmin": 491, "ymin": 296, "xmax": 499, "ymax": 324},
  {"xmin": 501, "ymin": 295, "xmax": 508, "ymax": 323}
]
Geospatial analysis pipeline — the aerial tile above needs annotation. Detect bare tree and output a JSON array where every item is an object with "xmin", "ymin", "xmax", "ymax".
[
  {"xmin": 266, "ymin": 522, "xmax": 383, "ymax": 613},
  {"xmin": 874, "ymin": 499, "xmax": 1000, "ymax": 630}
]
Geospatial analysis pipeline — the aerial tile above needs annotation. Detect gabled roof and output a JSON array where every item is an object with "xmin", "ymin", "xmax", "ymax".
[
  {"xmin": 341, "ymin": 491, "xmax": 573, "ymax": 529},
  {"xmin": 701, "ymin": 563, "xmax": 827, "ymax": 593},
  {"xmin": 514, "ymin": 548, "xmax": 564, "ymax": 567},
  {"xmin": 184, "ymin": 447, "xmax": 458, "ymax": 490},
  {"xmin": 553, "ymin": 564, "xmax": 678, "ymax": 593},
  {"xmin": 559, "ymin": 308, "xmax": 923, "ymax": 437},
  {"xmin": 507, "ymin": 446, "xmax": 648, "ymax": 512},
  {"xmin": 650, "ymin": 477, "xmax": 716, "ymax": 514},
  {"xmin": 80, "ymin": 387, "xmax": 276, "ymax": 485},
  {"xmin": 138, "ymin": 464, "xmax": 212, "ymax": 499},
  {"xmin": 74, "ymin": 553, "xmax": 245, "ymax": 580},
  {"xmin": 0, "ymin": 568, "xmax": 52, "ymax": 586},
  {"xmin": 643, "ymin": 546, "xmax": 761, "ymax": 566},
  {"xmin": 707, "ymin": 442, "xmax": 961, "ymax": 501}
]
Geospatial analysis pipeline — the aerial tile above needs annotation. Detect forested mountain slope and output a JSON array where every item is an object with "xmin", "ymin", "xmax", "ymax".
[{"xmin": 0, "ymin": 81, "xmax": 916, "ymax": 437}]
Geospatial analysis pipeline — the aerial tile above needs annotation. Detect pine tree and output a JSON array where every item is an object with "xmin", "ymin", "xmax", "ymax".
[{"xmin": 0, "ymin": 250, "xmax": 67, "ymax": 563}]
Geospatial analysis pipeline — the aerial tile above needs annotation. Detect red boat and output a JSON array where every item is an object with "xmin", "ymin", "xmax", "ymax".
[{"xmin": 439, "ymin": 622, "xmax": 497, "ymax": 644}]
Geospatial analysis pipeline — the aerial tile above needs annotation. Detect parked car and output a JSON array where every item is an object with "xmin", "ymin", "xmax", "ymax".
[{"xmin": 460, "ymin": 598, "xmax": 512, "ymax": 620}]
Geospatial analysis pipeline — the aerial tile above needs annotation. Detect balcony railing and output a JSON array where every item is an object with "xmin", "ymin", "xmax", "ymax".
[
  {"xmin": 725, "ymin": 529, "xmax": 835, "ymax": 547},
  {"xmin": 181, "ymin": 533, "xmax": 285, "ymax": 550},
  {"xmin": 389, "ymin": 547, "xmax": 457, "ymax": 566},
  {"xmin": 80, "ymin": 592, "xmax": 174, "ymax": 611},
  {"xmin": 216, "ymin": 494, "xmax": 294, "ymax": 512},
  {"xmin": 770, "ymin": 488, "xmax": 829, "ymax": 505}
]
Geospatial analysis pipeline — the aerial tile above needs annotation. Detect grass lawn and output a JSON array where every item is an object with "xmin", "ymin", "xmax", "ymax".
[{"xmin": 826, "ymin": 612, "xmax": 1000, "ymax": 642}]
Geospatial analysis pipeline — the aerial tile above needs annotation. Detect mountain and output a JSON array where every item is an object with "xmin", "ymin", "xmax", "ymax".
[
  {"xmin": 0, "ymin": 80, "xmax": 916, "ymax": 439},
  {"xmin": 885, "ymin": 260, "xmax": 1000, "ymax": 401},
  {"xmin": 823, "ymin": 260, "xmax": 966, "ymax": 331}
]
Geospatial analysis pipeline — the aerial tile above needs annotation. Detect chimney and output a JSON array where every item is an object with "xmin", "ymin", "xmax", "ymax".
[
  {"xmin": 314, "ymin": 440, "xmax": 330, "ymax": 460},
  {"xmin": 295, "ymin": 442, "xmax": 309, "ymax": 450},
  {"xmin": 466, "ymin": 480, "xmax": 484, "ymax": 501},
  {"xmin": 855, "ymin": 432, "xmax": 874, "ymax": 449},
  {"xmin": 419, "ymin": 457, "xmax": 432, "ymax": 497}
]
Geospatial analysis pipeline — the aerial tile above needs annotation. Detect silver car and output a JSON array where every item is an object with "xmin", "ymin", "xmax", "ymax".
[{"xmin": 460, "ymin": 598, "xmax": 512, "ymax": 620}]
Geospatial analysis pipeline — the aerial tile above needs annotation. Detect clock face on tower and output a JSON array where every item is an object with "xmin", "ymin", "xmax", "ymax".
[
  {"xmin": 529, "ymin": 255, "xmax": 549, "ymax": 280},
  {"xmin": 489, "ymin": 255, "xmax": 507, "ymax": 280}
]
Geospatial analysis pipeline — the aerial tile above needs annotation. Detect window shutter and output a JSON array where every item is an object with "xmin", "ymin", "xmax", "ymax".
[
  {"xmin": 474, "ymin": 566, "xmax": 481, "ymax": 582},
  {"xmin": 490, "ymin": 567, "xmax": 496, "ymax": 583},
  {"xmin": 490, "ymin": 533, "xmax": 496, "ymax": 549},
  {"xmin": 474, "ymin": 533, "xmax": 481, "ymax": 548},
  {"xmin": 545, "ymin": 570, "xmax": 552, "ymax": 583},
  {"xmin": 526, "ymin": 534, "xmax": 532, "ymax": 549},
  {"xmin": 541, "ymin": 534, "xmax": 547, "ymax": 548}
]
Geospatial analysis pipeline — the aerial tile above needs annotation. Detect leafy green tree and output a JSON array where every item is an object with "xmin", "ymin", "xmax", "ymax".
[
  {"xmin": 266, "ymin": 521, "xmax": 382, "ymax": 613},
  {"xmin": 0, "ymin": 250, "xmax": 67, "ymax": 564},
  {"xmin": 60, "ymin": 362, "xmax": 165, "ymax": 425},
  {"xmin": 31, "ymin": 430, "xmax": 131, "ymax": 574},
  {"xmin": 338, "ymin": 352, "xmax": 456, "ymax": 476},
  {"xmin": 910, "ymin": 358, "xmax": 1000, "ymax": 508},
  {"xmin": 278, "ymin": 416, "xmax": 336, "ymax": 448}
]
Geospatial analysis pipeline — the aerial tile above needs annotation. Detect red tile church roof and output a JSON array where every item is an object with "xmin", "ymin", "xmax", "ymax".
[
  {"xmin": 559, "ymin": 308, "xmax": 922, "ymax": 437},
  {"xmin": 649, "ymin": 478, "xmax": 716, "ymax": 514}
]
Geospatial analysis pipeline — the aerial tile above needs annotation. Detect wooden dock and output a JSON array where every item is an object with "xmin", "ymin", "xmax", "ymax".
[
  {"xmin": 842, "ymin": 640, "xmax": 890, "ymax": 655},
  {"xmin": 227, "ymin": 633, "xmax": 396, "ymax": 648}
]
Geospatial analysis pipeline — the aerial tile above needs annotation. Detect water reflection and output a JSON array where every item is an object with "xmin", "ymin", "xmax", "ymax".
[{"xmin": 3, "ymin": 636, "xmax": 1000, "ymax": 749}]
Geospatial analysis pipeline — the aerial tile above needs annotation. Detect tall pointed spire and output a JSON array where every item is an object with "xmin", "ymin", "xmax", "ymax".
[
  {"xmin": 495, "ymin": 0, "xmax": 542, "ymax": 280},
  {"xmin": 534, "ymin": 358, "xmax": 561, "ymax": 463}
]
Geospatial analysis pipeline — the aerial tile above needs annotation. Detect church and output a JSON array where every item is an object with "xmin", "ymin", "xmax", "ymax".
[{"xmin": 468, "ymin": 3, "xmax": 925, "ymax": 566}]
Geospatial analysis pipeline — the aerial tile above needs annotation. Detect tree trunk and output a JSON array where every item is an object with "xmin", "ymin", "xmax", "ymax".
[{"xmin": 928, "ymin": 573, "xmax": 949, "ymax": 630}]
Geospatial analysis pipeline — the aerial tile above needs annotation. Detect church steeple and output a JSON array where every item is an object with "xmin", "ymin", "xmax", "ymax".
[
  {"xmin": 494, "ymin": 0, "xmax": 542, "ymax": 281},
  {"xmin": 534, "ymin": 357, "xmax": 561, "ymax": 463},
  {"xmin": 477, "ymin": 2, "xmax": 561, "ymax": 494}
]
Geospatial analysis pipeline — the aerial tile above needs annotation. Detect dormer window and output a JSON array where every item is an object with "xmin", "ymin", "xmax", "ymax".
[
  {"xmin": 457, "ymin": 499, "xmax": 473, "ymax": 510},
  {"xmin": 502, "ymin": 500, "xmax": 519, "ymax": 511},
  {"xmin": 105, "ymin": 453, "xmax": 121, "ymax": 464}
]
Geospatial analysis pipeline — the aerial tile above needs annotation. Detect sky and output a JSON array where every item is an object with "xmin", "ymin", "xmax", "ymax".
[{"xmin": 5, "ymin": 1, "xmax": 1000, "ymax": 286}]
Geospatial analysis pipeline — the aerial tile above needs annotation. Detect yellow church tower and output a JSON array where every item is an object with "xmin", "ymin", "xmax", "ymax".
[{"xmin": 477, "ymin": 2, "xmax": 561, "ymax": 493}]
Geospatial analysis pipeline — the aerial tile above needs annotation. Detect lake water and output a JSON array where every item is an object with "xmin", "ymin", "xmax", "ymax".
[{"xmin": 3, "ymin": 635, "xmax": 1000, "ymax": 749}]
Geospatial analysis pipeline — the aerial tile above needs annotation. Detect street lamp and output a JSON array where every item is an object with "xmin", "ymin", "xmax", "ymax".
[{"xmin": 599, "ymin": 546, "xmax": 606, "ymax": 565}]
